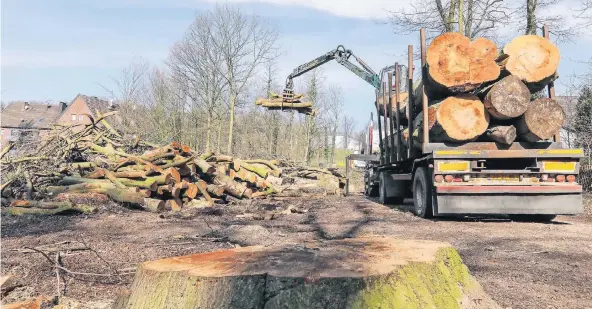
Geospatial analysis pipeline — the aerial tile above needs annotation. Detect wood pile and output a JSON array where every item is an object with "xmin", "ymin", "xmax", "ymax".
[
  {"xmin": 402, "ymin": 33, "xmax": 563, "ymax": 145},
  {"xmin": 255, "ymin": 92, "xmax": 317, "ymax": 115},
  {"xmin": 1, "ymin": 113, "xmax": 344, "ymax": 214}
]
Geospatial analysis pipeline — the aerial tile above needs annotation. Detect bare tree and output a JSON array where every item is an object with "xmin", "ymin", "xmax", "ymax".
[
  {"xmin": 168, "ymin": 14, "xmax": 228, "ymax": 152},
  {"xmin": 342, "ymin": 115, "xmax": 356, "ymax": 152},
  {"xmin": 325, "ymin": 85, "xmax": 343, "ymax": 164},
  {"xmin": 387, "ymin": 0, "xmax": 513, "ymax": 39},
  {"xmin": 521, "ymin": 0, "xmax": 574, "ymax": 40},
  {"xmin": 201, "ymin": 4, "xmax": 279, "ymax": 154}
]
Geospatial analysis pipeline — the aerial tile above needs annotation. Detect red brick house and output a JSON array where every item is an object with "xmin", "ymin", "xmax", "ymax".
[{"xmin": 1, "ymin": 94, "xmax": 116, "ymax": 145}]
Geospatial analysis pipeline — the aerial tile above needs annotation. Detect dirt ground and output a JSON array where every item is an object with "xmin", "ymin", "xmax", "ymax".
[{"xmin": 1, "ymin": 193, "xmax": 591, "ymax": 309}]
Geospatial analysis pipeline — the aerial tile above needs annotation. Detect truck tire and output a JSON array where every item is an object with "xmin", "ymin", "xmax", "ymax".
[
  {"xmin": 412, "ymin": 167, "xmax": 433, "ymax": 218},
  {"xmin": 508, "ymin": 214, "xmax": 557, "ymax": 222},
  {"xmin": 379, "ymin": 172, "xmax": 404, "ymax": 205}
]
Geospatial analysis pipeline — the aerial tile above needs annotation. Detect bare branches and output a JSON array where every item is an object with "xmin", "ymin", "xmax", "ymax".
[{"xmin": 387, "ymin": 0, "xmax": 512, "ymax": 39}]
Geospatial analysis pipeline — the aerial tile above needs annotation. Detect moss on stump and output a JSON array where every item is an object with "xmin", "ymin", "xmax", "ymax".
[{"xmin": 114, "ymin": 236, "xmax": 500, "ymax": 309}]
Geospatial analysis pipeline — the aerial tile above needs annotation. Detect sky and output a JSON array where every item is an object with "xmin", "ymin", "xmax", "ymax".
[{"xmin": 1, "ymin": 0, "xmax": 591, "ymax": 129}]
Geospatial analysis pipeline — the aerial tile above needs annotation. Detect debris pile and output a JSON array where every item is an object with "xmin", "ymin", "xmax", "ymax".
[{"xmin": 0, "ymin": 112, "xmax": 345, "ymax": 214}]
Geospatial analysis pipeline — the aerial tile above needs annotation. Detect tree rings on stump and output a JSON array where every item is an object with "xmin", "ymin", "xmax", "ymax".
[{"xmin": 516, "ymin": 98, "xmax": 564, "ymax": 142}]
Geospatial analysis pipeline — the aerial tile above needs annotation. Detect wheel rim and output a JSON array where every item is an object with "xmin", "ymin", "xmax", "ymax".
[{"xmin": 416, "ymin": 181, "xmax": 424, "ymax": 213}]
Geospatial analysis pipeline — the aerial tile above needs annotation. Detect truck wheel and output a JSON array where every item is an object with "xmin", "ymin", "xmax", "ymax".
[
  {"xmin": 412, "ymin": 167, "xmax": 433, "ymax": 218},
  {"xmin": 508, "ymin": 214, "xmax": 557, "ymax": 222},
  {"xmin": 366, "ymin": 184, "xmax": 379, "ymax": 197}
]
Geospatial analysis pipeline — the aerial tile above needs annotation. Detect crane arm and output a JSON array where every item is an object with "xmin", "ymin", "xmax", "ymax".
[{"xmin": 284, "ymin": 45, "xmax": 381, "ymax": 93}]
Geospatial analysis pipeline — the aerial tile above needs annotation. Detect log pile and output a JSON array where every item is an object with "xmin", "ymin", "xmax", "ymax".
[
  {"xmin": 402, "ymin": 33, "xmax": 563, "ymax": 145},
  {"xmin": 255, "ymin": 92, "xmax": 317, "ymax": 115},
  {"xmin": 1, "ymin": 113, "xmax": 344, "ymax": 214}
]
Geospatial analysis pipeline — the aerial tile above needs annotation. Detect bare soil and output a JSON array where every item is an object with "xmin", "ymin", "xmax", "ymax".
[{"xmin": 2, "ymin": 194, "xmax": 591, "ymax": 309}]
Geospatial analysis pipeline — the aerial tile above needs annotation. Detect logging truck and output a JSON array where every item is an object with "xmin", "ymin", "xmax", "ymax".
[{"xmin": 350, "ymin": 27, "xmax": 584, "ymax": 221}]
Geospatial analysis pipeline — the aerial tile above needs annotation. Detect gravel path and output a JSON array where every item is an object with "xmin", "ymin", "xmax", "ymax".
[{"xmin": 2, "ymin": 194, "xmax": 591, "ymax": 308}]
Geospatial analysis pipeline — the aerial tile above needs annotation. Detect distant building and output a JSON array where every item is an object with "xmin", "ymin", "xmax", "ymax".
[
  {"xmin": 0, "ymin": 101, "xmax": 67, "ymax": 145},
  {"xmin": 555, "ymin": 96, "xmax": 578, "ymax": 148},
  {"xmin": 1, "ymin": 94, "xmax": 116, "ymax": 145}
]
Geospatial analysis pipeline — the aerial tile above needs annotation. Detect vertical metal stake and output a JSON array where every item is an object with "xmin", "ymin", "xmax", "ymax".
[
  {"xmin": 394, "ymin": 65, "xmax": 401, "ymax": 161},
  {"xmin": 543, "ymin": 25, "xmax": 560, "ymax": 144},
  {"xmin": 382, "ymin": 82, "xmax": 390, "ymax": 164},
  {"xmin": 420, "ymin": 30, "xmax": 429, "ymax": 150}
]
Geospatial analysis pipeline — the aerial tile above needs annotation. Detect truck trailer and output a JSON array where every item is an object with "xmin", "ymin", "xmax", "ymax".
[{"xmin": 352, "ymin": 28, "xmax": 584, "ymax": 221}]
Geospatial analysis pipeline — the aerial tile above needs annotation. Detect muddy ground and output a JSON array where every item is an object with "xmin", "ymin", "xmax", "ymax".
[{"xmin": 2, "ymin": 193, "xmax": 591, "ymax": 309}]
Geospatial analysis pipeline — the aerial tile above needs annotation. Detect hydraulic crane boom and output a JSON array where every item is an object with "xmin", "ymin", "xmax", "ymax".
[{"xmin": 283, "ymin": 45, "xmax": 391, "ymax": 97}]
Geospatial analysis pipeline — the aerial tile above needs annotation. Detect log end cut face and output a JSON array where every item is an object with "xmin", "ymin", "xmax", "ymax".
[
  {"xmin": 522, "ymin": 98, "xmax": 565, "ymax": 140},
  {"xmin": 437, "ymin": 95, "xmax": 490, "ymax": 142},
  {"xmin": 484, "ymin": 75, "xmax": 531, "ymax": 119},
  {"xmin": 427, "ymin": 33, "xmax": 499, "ymax": 92},
  {"xmin": 141, "ymin": 237, "xmax": 449, "ymax": 278},
  {"xmin": 503, "ymin": 35, "xmax": 560, "ymax": 83}
]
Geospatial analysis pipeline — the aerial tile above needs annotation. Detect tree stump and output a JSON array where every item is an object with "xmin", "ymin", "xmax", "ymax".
[{"xmin": 115, "ymin": 236, "xmax": 500, "ymax": 309}]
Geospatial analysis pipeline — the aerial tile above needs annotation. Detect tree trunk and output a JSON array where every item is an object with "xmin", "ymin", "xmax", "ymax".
[
  {"xmin": 427, "ymin": 33, "xmax": 499, "ymax": 94},
  {"xmin": 458, "ymin": 0, "xmax": 464, "ymax": 36},
  {"xmin": 485, "ymin": 125, "xmax": 517, "ymax": 145},
  {"xmin": 376, "ymin": 92, "xmax": 409, "ymax": 118},
  {"xmin": 516, "ymin": 98, "xmax": 564, "ymax": 142},
  {"xmin": 482, "ymin": 75, "xmax": 531, "ymax": 120},
  {"xmin": 526, "ymin": 0, "xmax": 537, "ymax": 35},
  {"xmin": 227, "ymin": 92, "xmax": 236, "ymax": 154},
  {"xmin": 114, "ymin": 236, "xmax": 499, "ymax": 309},
  {"xmin": 501, "ymin": 35, "xmax": 560, "ymax": 92},
  {"xmin": 142, "ymin": 198, "xmax": 165, "ymax": 213},
  {"xmin": 206, "ymin": 112, "xmax": 212, "ymax": 152}
]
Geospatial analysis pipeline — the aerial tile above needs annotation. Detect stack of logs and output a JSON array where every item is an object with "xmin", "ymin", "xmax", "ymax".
[
  {"xmin": 380, "ymin": 32, "xmax": 564, "ymax": 145},
  {"xmin": 0, "ymin": 113, "xmax": 292, "ymax": 214},
  {"xmin": 255, "ymin": 92, "xmax": 317, "ymax": 115}
]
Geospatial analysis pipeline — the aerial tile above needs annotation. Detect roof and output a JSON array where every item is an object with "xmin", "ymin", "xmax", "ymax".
[
  {"xmin": 73, "ymin": 94, "xmax": 117, "ymax": 116},
  {"xmin": 1, "ymin": 101, "xmax": 63, "ymax": 129},
  {"xmin": 555, "ymin": 96, "xmax": 578, "ymax": 131}
]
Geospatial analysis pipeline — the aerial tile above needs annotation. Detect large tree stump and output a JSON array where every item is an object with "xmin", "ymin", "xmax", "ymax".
[
  {"xmin": 427, "ymin": 33, "xmax": 499, "ymax": 95},
  {"xmin": 516, "ymin": 98, "xmax": 564, "ymax": 142},
  {"xmin": 115, "ymin": 236, "xmax": 500, "ymax": 309},
  {"xmin": 501, "ymin": 35, "xmax": 560, "ymax": 92},
  {"xmin": 482, "ymin": 75, "xmax": 531, "ymax": 120}
]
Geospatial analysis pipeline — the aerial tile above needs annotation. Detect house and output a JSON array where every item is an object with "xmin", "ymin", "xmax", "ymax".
[
  {"xmin": 1, "ymin": 94, "xmax": 116, "ymax": 145},
  {"xmin": 56, "ymin": 94, "xmax": 116, "ymax": 127},
  {"xmin": 555, "ymin": 96, "xmax": 578, "ymax": 148},
  {"xmin": 0, "ymin": 101, "xmax": 67, "ymax": 145}
]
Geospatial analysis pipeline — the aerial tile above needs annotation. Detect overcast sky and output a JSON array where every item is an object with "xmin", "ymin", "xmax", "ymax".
[{"xmin": 2, "ymin": 0, "xmax": 590, "ymax": 128}]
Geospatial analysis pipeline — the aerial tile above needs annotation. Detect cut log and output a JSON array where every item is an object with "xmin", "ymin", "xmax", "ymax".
[
  {"xmin": 255, "ymin": 100, "xmax": 313, "ymax": 108},
  {"xmin": 376, "ymin": 92, "xmax": 409, "ymax": 117},
  {"xmin": 482, "ymin": 75, "xmax": 531, "ymax": 120},
  {"xmin": 516, "ymin": 98, "xmax": 564, "ymax": 142},
  {"xmin": 112, "ymin": 170, "xmax": 146, "ymax": 178},
  {"xmin": 212, "ymin": 173, "xmax": 248, "ymax": 199},
  {"xmin": 485, "ymin": 125, "xmax": 517, "ymax": 145},
  {"xmin": 206, "ymin": 184, "xmax": 225, "ymax": 197},
  {"xmin": 142, "ymin": 198, "xmax": 165, "ymax": 213},
  {"xmin": 168, "ymin": 198, "xmax": 182, "ymax": 211},
  {"xmin": 184, "ymin": 183, "xmax": 199, "ymax": 199},
  {"xmin": 166, "ymin": 168, "xmax": 181, "ymax": 184},
  {"xmin": 6, "ymin": 201, "xmax": 96, "ymax": 215},
  {"xmin": 243, "ymin": 160, "xmax": 281, "ymax": 177},
  {"xmin": 114, "ymin": 236, "xmax": 499, "ymax": 309},
  {"xmin": 408, "ymin": 95, "xmax": 489, "ymax": 143},
  {"xmin": 193, "ymin": 158, "xmax": 216, "ymax": 175},
  {"xmin": 501, "ymin": 35, "xmax": 560, "ymax": 92},
  {"xmin": 427, "ymin": 33, "xmax": 499, "ymax": 94},
  {"xmin": 46, "ymin": 184, "xmax": 149, "ymax": 205},
  {"xmin": 118, "ymin": 178, "xmax": 159, "ymax": 191},
  {"xmin": 195, "ymin": 180, "xmax": 212, "ymax": 203}
]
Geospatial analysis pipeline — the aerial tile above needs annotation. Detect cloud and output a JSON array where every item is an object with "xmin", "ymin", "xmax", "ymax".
[{"xmin": 204, "ymin": 0, "xmax": 408, "ymax": 19}]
